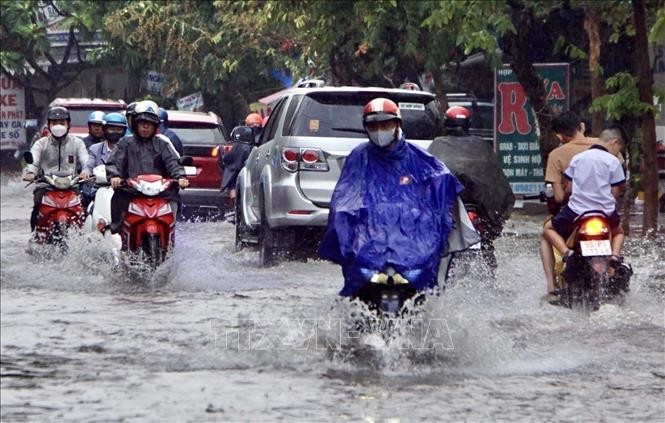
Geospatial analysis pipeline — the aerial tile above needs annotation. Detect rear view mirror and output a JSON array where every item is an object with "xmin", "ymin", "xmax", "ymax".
[
  {"xmin": 178, "ymin": 155, "xmax": 194, "ymax": 166},
  {"xmin": 23, "ymin": 151, "xmax": 34, "ymax": 164},
  {"xmin": 230, "ymin": 126, "xmax": 256, "ymax": 145},
  {"xmin": 24, "ymin": 119, "xmax": 37, "ymax": 130}
]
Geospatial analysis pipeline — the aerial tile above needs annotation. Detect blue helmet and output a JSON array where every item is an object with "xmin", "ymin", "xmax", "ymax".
[
  {"xmin": 88, "ymin": 111, "xmax": 106, "ymax": 125},
  {"xmin": 103, "ymin": 112, "xmax": 127, "ymax": 129},
  {"xmin": 158, "ymin": 107, "xmax": 168, "ymax": 123}
]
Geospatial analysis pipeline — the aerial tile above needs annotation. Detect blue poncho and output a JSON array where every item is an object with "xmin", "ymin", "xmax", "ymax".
[{"xmin": 319, "ymin": 136, "xmax": 463, "ymax": 296}]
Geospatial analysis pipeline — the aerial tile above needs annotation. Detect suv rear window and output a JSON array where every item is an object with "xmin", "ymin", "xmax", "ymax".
[
  {"xmin": 67, "ymin": 108, "xmax": 126, "ymax": 126},
  {"xmin": 448, "ymin": 100, "xmax": 494, "ymax": 130},
  {"xmin": 286, "ymin": 93, "xmax": 444, "ymax": 140},
  {"xmin": 168, "ymin": 123, "xmax": 226, "ymax": 145}
]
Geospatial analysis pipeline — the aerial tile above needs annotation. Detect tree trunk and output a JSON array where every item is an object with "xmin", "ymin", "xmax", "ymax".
[
  {"xmin": 504, "ymin": 0, "xmax": 556, "ymax": 161},
  {"xmin": 584, "ymin": 6, "xmax": 604, "ymax": 137},
  {"xmin": 430, "ymin": 67, "xmax": 449, "ymax": 117},
  {"xmin": 633, "ymin": 0, "xmax": 659, "ymax": 235}
]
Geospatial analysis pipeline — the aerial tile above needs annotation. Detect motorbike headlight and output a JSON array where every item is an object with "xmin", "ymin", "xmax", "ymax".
[
  {"xmin": 41, "ymin": 195, "xmax": 58, "ymax": 208},
  {"xmin": 67, "ymin": 196, "xmax": 81, "ymax": 207},
  {"xmin": 128, "ymin": 202, "xmax": 146, "ymax": 217},
  {"xmin": 156, "ymin": 202, "xmax": 172, "ymax": 217},
  {"xmin": 53, "ymin": 176, "xmax": 71, "ymax": 189}
]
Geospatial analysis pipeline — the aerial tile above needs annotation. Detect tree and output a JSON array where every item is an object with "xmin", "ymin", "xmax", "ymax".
[
  {"xmin": 0, "ymin": 0, "xmax": 123, "ymax": 115},
  {"xmin": 633, "ymin": 0, "xmax": 659, "ymax": 234},
  {"xmin": 100, "ymin": 0, "xmax": 286, "ymax": 125}
]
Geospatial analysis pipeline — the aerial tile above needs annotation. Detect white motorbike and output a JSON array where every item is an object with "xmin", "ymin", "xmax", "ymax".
[{"xmin": 84, "ymin": 165, "xmax": 122, "ymax": 263}]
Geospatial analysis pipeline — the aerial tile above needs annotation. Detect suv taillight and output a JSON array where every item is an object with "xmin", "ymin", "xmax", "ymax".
[
  {"xmin": 40, "ymin": 126, "xmax": 50, "ymax": 138},
  {"xmin": 280, "ymin": 147, "xmax": 329, "ymax": 172}
]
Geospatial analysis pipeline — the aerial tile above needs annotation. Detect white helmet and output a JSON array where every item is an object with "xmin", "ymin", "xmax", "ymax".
[{"xmin": 133, "ymin": 100, "xmax": 160, "ymax": 125}]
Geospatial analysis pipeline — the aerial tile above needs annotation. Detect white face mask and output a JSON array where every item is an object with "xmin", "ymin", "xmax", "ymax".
[
  {"xmin": 50, "ymin": 124, "xmax": 68, "ymax": 138},
  {"xmin": 368, "ymin": 128, "xmax": 396, "ymax": 147}
]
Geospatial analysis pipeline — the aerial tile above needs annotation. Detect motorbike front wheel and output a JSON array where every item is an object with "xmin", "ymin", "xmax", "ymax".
[{"xmin": 143, "ymin": 234, "xmax": 163, "ymax": 270}]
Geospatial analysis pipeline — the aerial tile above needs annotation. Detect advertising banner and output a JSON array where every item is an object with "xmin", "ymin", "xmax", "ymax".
[
  {"xmin": 495, "ymin": 63, "xmax": 570, "ymax": 194},
  {"xmin": 145, "ymin": 71, "xmax": 166, "ymax": 95},
  {"xmin": 177, "ymin": 92, "xmax": 204, "ymax": 111},
  {"xmin": 0, "ymin": 74, "xmax": 26, "ymax": 151}
]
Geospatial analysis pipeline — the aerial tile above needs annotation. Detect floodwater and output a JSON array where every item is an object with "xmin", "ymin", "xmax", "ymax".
[{"xmin": 1, "ymin": 175, "xmax": 664, "ymax": 422}]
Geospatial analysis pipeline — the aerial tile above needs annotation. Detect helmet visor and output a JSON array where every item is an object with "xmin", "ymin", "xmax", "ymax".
[{"xmin": 363, "ymin": 112, "xmax": 401, "ymax": 124}]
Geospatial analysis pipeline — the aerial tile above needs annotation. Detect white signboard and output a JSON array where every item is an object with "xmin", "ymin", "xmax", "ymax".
[
  {"xmin": 145, "ymin": 71, "xmax": 166, "ymax": 94},
  {"xmin": 177, "ymin": 92, "xmax": 204, "ymax": 111},
  {"xmin": 36, "ymin": 1, "xmax": 66, "ymax": 28},
  {"xmin": 0, "ymin": 74, "xmax": 26, "ymax": 151}
]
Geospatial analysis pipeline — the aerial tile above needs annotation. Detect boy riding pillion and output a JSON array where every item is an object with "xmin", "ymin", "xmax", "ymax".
[{"xmin": 543, "ymin": 127, "xmax": 628, "ymax": 269}]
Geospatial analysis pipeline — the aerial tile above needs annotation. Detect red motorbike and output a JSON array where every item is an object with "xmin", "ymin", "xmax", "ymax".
[
  {"xmin": 33, "ymin": 171, "xmax": 84, "ymax": 248},
  {"xmin": 120, "ymin": 174, "xmax": 178, "ymax": 270}
]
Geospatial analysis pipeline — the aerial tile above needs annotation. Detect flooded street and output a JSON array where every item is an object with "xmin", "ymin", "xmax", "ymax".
[{"xmin": 1, "ymin": 175, "xmax": 664, "ymax": 422}]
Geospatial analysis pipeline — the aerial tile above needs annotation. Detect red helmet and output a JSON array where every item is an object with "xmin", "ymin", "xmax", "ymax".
[
  {"xmin": 245, "ymin": 113, "xmax": 263, "ymax": 127},
  {"xmin": 362, "ymin": 98, "xmax": 401, "ymax": 125},
  {"xmin": 444, "ymin": 106, "xmax": 471, "ymax": 128}
]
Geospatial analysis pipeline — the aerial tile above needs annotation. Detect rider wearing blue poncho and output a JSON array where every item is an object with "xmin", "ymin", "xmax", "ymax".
[{"xmin": 319, "ymin": 98, "xmax": 463, "ymax": 297}]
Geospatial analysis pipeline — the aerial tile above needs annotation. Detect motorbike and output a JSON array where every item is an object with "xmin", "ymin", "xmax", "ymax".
[
  {"xmin": 222, "ymin": 125, "xmax": 255, "ymax": 224},
  {"xmin": 461, "ymin": 202, "xmax": 497, "ymax": 274},
  {"xmin": 24, "ymin": 153, "xmax": 83, "ymax": 250},
  {"xmin": 354, "ymin": 267, "xmax": 423, "ymax": 316},
  {"xmin": 553, "ymin": 211, "xmax": 632, "ymax": 311},
  {"xmin": 119, "ymin": 174, "xmax": 179, "ymax": 271},
  {"xmin": 83, "ymin": 165, "xmax": 122, "ymax": 264}
]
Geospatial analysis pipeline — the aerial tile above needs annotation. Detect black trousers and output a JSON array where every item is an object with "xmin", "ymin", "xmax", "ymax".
[
  {"xmin": 30, "ymin": 187, "xmax": 47, "ymax": 231},
  {"xmin": 110, "ymin": 188, "xmax": 133, "ymax": 234}
]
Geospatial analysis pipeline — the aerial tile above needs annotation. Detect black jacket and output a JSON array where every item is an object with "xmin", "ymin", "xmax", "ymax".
[
  {"xmin": 219, "ymin": 142, "xmax": 252, "ymax": 191},
  {"xmin": 106, "ymin": 135, "xmax": 185, "ymax": 180}
]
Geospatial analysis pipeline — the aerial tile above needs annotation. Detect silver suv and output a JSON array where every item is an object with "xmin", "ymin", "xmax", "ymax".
[{"xmin": 235, "ymin": 87, "xmax": 444, "ymax": 266}]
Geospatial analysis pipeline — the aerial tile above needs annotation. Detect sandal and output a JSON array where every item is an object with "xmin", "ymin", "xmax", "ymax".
[{"xmin": 542, "ymin": 290, "xmax": 562, "ymax": 306}]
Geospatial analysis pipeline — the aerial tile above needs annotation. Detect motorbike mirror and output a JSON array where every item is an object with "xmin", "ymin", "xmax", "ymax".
[
  {"xmin": 178, "ymin": 156, "xmax": 194, "ymax": 166},
  {"xmin": 24, "ymin": 119, "xmax": 38, "ymax": 130},
  {"xmin": 23, "ymin": 151, "xmax": 34, "ymax": 164},
  {"xmin": 230, "ymin": 126, "xmax": 255, "ymax": 145}
]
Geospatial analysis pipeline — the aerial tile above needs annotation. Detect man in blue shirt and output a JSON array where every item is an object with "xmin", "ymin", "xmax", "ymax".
[
  {"xmin": 158, "ymin": 108, "xmax": 184, "ymax": 156},
  {"xmin": 80, "ymin": 113, "xmax": 127, "ymax": 210},
  {"xmin": 82, "ymin": 111, "xmax": 106, "ymax": 149}
]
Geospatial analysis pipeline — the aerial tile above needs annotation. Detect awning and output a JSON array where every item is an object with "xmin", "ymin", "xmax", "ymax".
[{"xmin": 258, "ymin": 87, "xmax": 295, "ymax": 106}]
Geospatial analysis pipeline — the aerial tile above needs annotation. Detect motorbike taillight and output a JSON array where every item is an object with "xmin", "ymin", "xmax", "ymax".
[
  {"xmin": 579, "ymin": 217, "xmax": 609, "ymax": 237},
  {"xmin": 467, "ymin": 210, "xmax": 485, "ymax": 232},
  {"xmin": 468, "ymin": 210, "xmax": 479, "ymax": 223}
]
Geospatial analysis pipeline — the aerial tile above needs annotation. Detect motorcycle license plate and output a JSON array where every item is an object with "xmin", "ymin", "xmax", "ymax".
[
  {"xmin": 580, "ymin": 240, "xmax": 612, "ymax": 256},
  {"xmin": 184, "ymin": 166, "xmax": 197, "ymax": 176}
]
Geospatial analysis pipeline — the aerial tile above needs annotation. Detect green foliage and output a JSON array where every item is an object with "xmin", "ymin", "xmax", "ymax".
[
  {"xmin": 649, "ymin": 5, "xmax": 665, "ymax": 42},
  {"xmin": 589, "ymin": 72, "xmax": 659, "ymax": 120}
]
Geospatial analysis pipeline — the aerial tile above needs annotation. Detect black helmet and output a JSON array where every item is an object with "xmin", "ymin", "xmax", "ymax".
[
  {"xmin": 126, "ymin": 102, "xmax": 138, "ymax": 117},
  {"xmin": 47, "ymin": 106, "xmax": 70, "ymax": 122}
]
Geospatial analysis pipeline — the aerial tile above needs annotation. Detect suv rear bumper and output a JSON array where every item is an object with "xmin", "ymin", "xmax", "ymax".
[
  {"xmin": 265, "ymin": 177, "xmax": 330, "ymax": 227},
  {"xmin": 180, "ymin": 187, "xmax": 222, "ymax": 209}
]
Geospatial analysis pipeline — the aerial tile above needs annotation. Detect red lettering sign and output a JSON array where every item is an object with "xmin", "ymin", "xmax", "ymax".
[
  {"xmin": 497, "ymin": 82, "xmax": 531, "ymax": 135},
  {"xmin": 0, "ymin": 76, "xmax": 22, "ymax": 90},
  {"xmin": 547, "ymin": 81, "xmax": 566, "ymax": 100}
]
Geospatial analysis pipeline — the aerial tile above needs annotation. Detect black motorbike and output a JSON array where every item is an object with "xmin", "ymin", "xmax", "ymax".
[
  {"xmin": 353, "ymin": 267, "xmax": 427, "ymax": 316},
  {"xmin": 555, "ymin": 211, "xmax": 632, "ymax": 311}
]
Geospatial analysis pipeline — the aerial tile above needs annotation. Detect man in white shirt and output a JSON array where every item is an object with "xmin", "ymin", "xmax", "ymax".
[{"xmin": 543, "ymin": 127, "xmax": 626, "ymax": 262}]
